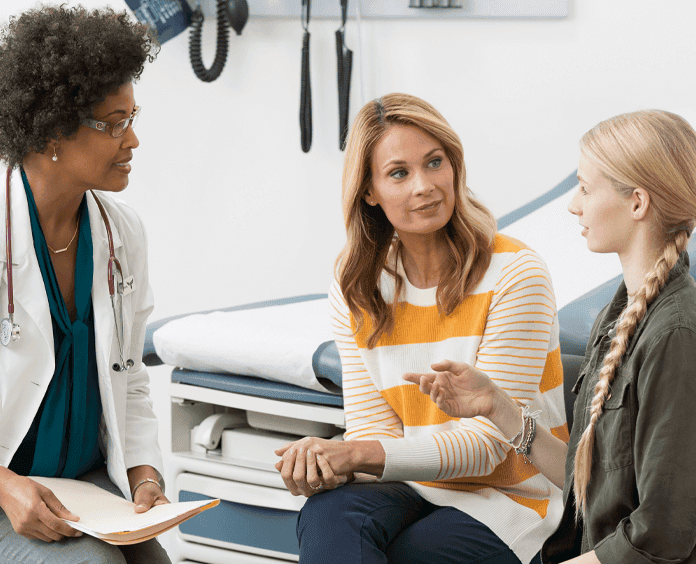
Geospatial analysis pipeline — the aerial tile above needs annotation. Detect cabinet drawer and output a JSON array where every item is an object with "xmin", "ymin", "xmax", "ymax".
[
  {"xmin": 178, "ymin": 536, "xmax": 292, "ymax": 563},
  {"xmin": 176, "ymin": 472, "xmax": 304, "ymax": 561}
]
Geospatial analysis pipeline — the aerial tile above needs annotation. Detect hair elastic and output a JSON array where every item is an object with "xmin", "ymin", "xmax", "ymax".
[{"xmin": 374, "ymin": 98, "xmax": 385, "ymax": 124}]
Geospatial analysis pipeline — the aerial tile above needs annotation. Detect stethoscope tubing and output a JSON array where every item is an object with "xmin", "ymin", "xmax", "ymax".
[
  {"xmin": 5, "ymin": 169, "xmax": 15, "ymax": 322},
  {"xmin": 3, "ymin": 167, "xmax": 132, "ymax": 370}
]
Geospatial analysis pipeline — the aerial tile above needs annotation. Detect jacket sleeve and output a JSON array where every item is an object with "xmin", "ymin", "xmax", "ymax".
[
  {"xmin": 379, "ymin": 249, "xmax": 559, "ymax": 482},
  {"xmin": 122, "ymin": 211, "xmax": 164, "ymax": 478},
  {"xmin": 594, "ymin": 327, "xmax": 696, "ymax": 564},
  {"xmin": 329, "ymin": 280, "xmax": 404, "ymax": 441}
]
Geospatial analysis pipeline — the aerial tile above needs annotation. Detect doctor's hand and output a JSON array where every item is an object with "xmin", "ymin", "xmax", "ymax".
[
  {"xmin": 0, "ymin": 467, "xmax": 81, "ymax": 542},
  {"xmin": 132, "ymin": 482, "xmax": 169, "ymax": 514},
  {"xmin": 403, "ymin": 360, "xmax": 499, "ymax": 420},
  {"xmin": 128, "ymin": 465, "xmax": 169, "ymax": 514}
]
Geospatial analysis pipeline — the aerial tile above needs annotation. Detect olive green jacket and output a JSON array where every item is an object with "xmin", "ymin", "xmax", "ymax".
[{"xmin": 542, "ymin": 252, "xmax": 696, "ymax": 564}]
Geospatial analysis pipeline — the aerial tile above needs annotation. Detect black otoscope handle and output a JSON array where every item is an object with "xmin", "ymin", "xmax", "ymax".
[
  {"xmin": 300, "ymin": 0, "xmax": 312, "ymax": 153},
  {"xmin": 336, "ymin": 0, "xmax": 353, "ymax": 151},
  {"xmin": 300, "ymin": 33, "xmax": 312, "ymax": 153},
  {"xmin": 336, "ymin": 30, "xmax": 353, "ymax": 151}
]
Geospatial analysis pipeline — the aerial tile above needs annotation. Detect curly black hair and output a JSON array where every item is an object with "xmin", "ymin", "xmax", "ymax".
[{"xmin": 0, "ymin": 4, "xmax": 160, "ymax": 167}]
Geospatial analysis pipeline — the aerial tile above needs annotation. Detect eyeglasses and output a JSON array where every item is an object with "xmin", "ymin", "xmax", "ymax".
[{"xmin": 82, "ymin": 106, "xmax": 141, "ymax": 138}]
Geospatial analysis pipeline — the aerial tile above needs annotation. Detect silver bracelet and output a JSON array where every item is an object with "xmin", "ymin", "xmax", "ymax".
[
  {"xmin": 508, "ymin": 406, "xmax": 541, "ymax": 462},
  {"xmin": 516, "ymin": 416, "xmax": 537, "ymax": 463},
  {"xmin": 507, "ymin": 406, "xmax": 536, "ymax": 448},
  {"xmin": 131, "ymin": 477, "xmax": 163, "ymax": 499}
]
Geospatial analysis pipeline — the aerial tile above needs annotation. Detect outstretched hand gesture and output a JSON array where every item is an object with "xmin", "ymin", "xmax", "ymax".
[{"xmin": 403, "ymin": 359, "xmax": 498, "ymax": 419}]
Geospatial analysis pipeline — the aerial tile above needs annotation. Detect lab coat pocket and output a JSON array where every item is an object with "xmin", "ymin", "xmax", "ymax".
[{"xmin": 595, "ymin": 375, "xmax": 633, "ymax": 471}]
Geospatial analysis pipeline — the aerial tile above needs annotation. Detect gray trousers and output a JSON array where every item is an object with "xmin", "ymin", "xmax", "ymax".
[{"xmin": 0, "ymin": 466, "xmax": 172, "ymax": 564}]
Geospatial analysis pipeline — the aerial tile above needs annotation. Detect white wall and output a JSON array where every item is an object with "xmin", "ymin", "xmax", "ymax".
[{"xmin": 4, "ymin": 0, "xmax": 696, "ymax": 321}]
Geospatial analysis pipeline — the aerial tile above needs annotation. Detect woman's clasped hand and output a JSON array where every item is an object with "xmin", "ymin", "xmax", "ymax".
[
  {"xmin": 274, "ymin": 439, "xmax": 353, "ymax": 496},
  {"xmin": 275, "ymin": 437, "xmax": 386, "ymax": 497}
]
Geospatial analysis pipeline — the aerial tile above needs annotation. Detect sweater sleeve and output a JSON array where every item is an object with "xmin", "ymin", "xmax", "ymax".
[
  {"xmin": 329, "ymin": 280, "xmax": 404, "ymax": 441},
  {"xmin": 379, "ymin": 249, "xmax": 558, "ymax": 482}
]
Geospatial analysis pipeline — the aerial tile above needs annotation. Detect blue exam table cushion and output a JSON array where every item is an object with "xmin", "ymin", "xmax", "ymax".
[{"xmin": 172, "ymin": 369, "xmax": 343, "ymax": 407}]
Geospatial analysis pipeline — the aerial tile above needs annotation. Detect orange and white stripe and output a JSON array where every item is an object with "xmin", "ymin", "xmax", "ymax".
[{"xmin": 329, "ymin": 234, "xmax": 566, "ymax": 564}]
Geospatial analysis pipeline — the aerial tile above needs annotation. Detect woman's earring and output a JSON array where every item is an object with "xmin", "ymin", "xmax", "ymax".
[{"xmin": 52, "ymin": 147, "xmax": 58, "ymax": 162}]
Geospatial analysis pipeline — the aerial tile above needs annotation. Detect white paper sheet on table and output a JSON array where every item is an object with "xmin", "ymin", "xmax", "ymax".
[{"xmin": 153, "ymin": 298, "xmax": 339, "ymax": 393}]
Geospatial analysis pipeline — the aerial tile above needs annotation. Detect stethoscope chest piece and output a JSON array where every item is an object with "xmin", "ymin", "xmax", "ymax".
[
  {"xmin": 1, "ymin": 317, "xmax": 20, "ymax": 347},
  {"xmin": 112, "ymin": 359, "xmax": 134, "ymax": 372}
]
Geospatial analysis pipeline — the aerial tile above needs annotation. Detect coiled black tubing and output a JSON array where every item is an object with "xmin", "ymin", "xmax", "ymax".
[{"xmin": 189, "ymin": 1, "xmax": 230, "ymax": 83}]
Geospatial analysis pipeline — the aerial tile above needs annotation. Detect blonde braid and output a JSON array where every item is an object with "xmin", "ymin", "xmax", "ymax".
[{"xmin": 574, "ymin": 230, "xmax": 689, "ymax": 517}]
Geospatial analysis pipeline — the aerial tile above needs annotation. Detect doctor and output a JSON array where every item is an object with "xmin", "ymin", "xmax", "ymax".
[{"xmin": 0, "ymin": 5, "xmax": 171, "ymax": 563}]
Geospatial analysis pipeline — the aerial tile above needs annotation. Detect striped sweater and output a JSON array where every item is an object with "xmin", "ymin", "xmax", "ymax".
[{"xmin": 329, "ymin": 234, "xmax": 567, "ymax": 564}]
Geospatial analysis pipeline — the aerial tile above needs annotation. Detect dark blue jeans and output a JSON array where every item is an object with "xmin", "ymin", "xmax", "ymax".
[{"xmin": 298, "ymin": 482, "xmax": 541, "ymax": 564}]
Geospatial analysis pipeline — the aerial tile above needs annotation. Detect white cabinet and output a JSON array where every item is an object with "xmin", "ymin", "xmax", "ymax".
[{"xmin": 168, "ymin": 379, "xmax": 344, "ymax": 564}]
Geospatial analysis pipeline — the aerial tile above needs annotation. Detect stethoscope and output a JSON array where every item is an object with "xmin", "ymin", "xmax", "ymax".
[{"xmin": 1, "ymin": 168, "xmax": 134, "ymax": 372}]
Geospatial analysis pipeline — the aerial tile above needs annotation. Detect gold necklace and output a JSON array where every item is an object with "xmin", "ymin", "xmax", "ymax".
[{"xmin": 46, "ymin": 221, "xmax": 79, "ymax": 254}]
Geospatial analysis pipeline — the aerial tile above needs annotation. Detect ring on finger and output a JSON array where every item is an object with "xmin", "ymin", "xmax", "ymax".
[{"xmin": 309, "ymin": 482, "xmax": 324, "ymax": 490}]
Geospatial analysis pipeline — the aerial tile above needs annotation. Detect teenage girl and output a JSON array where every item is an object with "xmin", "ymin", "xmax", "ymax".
[{"xmin": 406, "ymin": 109, "xmax": 696, "ymax": 563}]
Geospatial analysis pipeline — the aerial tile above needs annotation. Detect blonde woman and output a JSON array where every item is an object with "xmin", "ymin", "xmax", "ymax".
[
  {"xmin": 407, "ymin": 109, "xmax": 696, "ymax": 564},
  {"xmin": 274, "ymin": 94, "xmax": 566, "ymax": 564}
]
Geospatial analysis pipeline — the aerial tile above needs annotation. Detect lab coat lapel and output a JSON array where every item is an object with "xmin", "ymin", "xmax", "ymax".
[
  {"xmin": 0, "ymin": 168, "xmax": 53, "ymax": 355},
  {"xmin": 87, "ymin": 192, "xmax": 127, "ymax": 455}
]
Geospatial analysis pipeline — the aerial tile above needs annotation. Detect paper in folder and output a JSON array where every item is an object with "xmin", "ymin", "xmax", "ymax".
[{"xmin": 31, "ymin": 477, "xmax": 219, "ymax": 545}]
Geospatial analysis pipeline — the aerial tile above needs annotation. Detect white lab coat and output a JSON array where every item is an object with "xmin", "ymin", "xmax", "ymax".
[{"xmin": 0, "ymin": 167, "xmax": 163, "ymax": 499}]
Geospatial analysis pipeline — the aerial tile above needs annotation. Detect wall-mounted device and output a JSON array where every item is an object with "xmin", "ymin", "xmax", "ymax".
[
  {"xmin": 239, "ymin": 0, "xmax": 568, "ymax": 19},
  {"xmin": 124, "ymin": 0, "xmax": 249, "ymax": 81},
  {"xmin": 409, "ymin": 0, "xmax": 463, "ymax": 7},
  {"xmin": 188, "ymin": 0, "xmax": 249, "ymax": 82},
  {"xmin": 300, "ymin": 0, "xmax": 312, "ymax": 152},
  {"xmin": 124, "ymin": 0, "xmax": 193, "ymax": 43},
  {"xmin": 336, "ymin": 0, "xmax": 352, "ymax": 151}
]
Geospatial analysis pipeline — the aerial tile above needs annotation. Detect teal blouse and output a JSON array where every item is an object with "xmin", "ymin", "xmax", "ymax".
[{"xmin": 8, "ymin": 170, "xmax": 104, "ymax": 477}]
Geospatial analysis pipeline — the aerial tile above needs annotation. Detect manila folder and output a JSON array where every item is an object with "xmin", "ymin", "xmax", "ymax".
[{"xmin": 31, "ymin": 476, "xmax": 219, "ymax": 545}]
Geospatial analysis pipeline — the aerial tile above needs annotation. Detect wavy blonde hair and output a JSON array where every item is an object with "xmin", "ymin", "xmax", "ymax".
[
  {"xmin": 336, "ymin": 93, "xmax": 497, "ymax": 348},
  {"xmin": 574, "ymin": 110, "xmax": 696, "ymax": 516}
]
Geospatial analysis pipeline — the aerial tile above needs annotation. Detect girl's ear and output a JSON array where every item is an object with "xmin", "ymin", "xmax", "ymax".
[
  {"xmin": 630, "ymin": 188, "xmax": 651, "ymax": 220},
  {"xmin": 364, "ymin": 191, "xmax": 376, "ymax": 206}
]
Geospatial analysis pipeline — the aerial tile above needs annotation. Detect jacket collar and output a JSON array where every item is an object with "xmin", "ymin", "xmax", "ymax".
[{"xmin": 593, "ymin": 251, "xmax": 692, "ymax": 355}]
